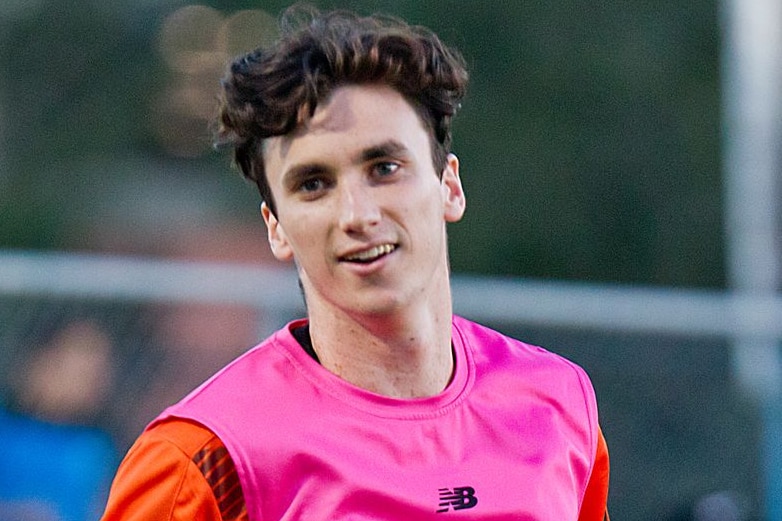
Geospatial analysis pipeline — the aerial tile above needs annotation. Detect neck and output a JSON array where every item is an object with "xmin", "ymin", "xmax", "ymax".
[{"xmin": 306, "ymin": 293, "xmax": 454, "ymax": 399}]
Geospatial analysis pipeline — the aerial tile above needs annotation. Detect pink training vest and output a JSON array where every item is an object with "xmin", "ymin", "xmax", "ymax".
[{"xmin": 155, "ymin": 315, "xmax": 598, "ymax": 520}]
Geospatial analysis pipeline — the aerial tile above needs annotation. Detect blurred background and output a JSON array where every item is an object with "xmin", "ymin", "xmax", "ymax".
[{"xmin": 0, "ymin": 0, "xmax": 780, "ymax": 520}]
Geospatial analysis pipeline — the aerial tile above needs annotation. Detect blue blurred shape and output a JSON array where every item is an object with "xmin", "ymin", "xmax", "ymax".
[{"xmin": 0, "ymin": 406, "xmax": 117, "ymax": 521}]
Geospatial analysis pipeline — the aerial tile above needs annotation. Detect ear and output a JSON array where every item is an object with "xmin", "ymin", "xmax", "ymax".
[
  {"xmin": 261, "ymin": 202, "xmax": 294, "ymax": 261},
  {"xmin": 441, "ymin": 154, "xmax": 466, "ymax": 223}
]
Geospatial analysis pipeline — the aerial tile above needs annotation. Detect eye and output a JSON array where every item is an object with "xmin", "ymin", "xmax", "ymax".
[
  {"xmin": 373, "ymin": 161, "xmax": 400, "ymax": 178},
  {"xmin": 292, "ymin": 175, "xmax": 334, "ymax": 200},
  {"xmin": 299, "ymin": 177, "xmax": 325, "ymax": 192}
]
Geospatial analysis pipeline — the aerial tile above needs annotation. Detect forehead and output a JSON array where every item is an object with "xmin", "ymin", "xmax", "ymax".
[{"xmin": 263, "ymin": 84, "xmax": 432, "ymax": 173}]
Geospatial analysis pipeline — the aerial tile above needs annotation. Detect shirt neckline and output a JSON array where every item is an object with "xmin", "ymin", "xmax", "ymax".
[{"xmin": 272, "ymin": 317, "xmax": 475, "ymax": 420}]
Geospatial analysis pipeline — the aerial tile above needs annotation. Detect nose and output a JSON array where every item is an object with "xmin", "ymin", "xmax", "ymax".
[{"xmin": 337, "ymin": 177, "xmax": 381, "ymax": 233}]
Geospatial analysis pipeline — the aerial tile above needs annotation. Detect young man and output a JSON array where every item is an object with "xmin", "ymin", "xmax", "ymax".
[{"xmin": 102, "ymin": 6, "xmax": 610, "ymax": 520}]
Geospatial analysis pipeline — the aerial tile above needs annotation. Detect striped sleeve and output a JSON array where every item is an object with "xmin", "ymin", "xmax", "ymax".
[
  {"xmin": 101, "ymin": 419, "xmax": 249, "ymax": 521},
  {"xmin": 192, "ymin": 439, "xmax": 247, "ymax": 519}
]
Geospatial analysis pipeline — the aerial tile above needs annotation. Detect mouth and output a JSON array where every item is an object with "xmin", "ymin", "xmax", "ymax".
[{"xmin": 340, "ymin": 243, "xmax": 397, "ymax": 264}]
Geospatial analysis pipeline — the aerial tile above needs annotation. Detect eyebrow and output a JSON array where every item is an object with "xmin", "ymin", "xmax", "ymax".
[
  {"xmin": 282, "ymin": 163, "xmax": 329, "ymax": 191},
  {"xmin": 360, "ymin": 140, "xmax": 409, "ymax": 163}
]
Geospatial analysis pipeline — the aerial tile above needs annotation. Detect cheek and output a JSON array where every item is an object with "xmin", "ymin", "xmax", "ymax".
[
  {"xmin": 403, "ymin": 195, "xmax": 448, "ymax": 245},
  {"xmin": 415, "ymin": 188, "xmax": 448, "ymax": 222},
  {"xmin": 284, "ymin": 219, "xmax": 328, "ymax": 261}
]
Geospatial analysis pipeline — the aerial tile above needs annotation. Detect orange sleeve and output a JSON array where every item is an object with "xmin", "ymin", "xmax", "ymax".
[
  {"xmin": 100, "ymin": 419, "xmax": 248, "ymax": 521},
  {"xmin": 578, "ymin": 426, "xmax": 610, "ymax": 521}
]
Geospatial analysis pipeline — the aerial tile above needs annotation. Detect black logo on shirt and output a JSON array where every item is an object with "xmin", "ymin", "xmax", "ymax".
[{"xmin": 437, "ymin": 486, "xmax": 478, "ymax": 513}]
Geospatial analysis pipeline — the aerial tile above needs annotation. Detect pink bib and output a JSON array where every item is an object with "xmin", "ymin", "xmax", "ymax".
[{"xmin": 154, "ymin": 316, "xmax": 598, "ymax": 520}]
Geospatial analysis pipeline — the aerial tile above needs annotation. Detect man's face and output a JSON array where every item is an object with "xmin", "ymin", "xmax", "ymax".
[{"xmin": 261, "ymin": 84, "xmax": 466, "ymax": 318}]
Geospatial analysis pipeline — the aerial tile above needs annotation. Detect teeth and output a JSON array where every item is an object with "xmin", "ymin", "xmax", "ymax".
[{"xmin": 345, "ymin": 244, "xmax": 395, "ymax": 262}]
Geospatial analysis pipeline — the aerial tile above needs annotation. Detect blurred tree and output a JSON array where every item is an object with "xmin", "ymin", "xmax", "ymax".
[
  {"xmin": 0, "ymin": 0, "xmax": 163, "ymax": 249},
  {"xmin": 441, "ymin": 1, "xmax": 722, "ymax": 287}
]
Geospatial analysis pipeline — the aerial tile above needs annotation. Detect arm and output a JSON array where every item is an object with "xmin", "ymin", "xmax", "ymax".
[
  {"xmin": 101, "ymin": 419, "xmax": 248, "ymax": 521},
  {"xmin": 578, "ymin": 426, "xmax": 610, "ymax": 521}
]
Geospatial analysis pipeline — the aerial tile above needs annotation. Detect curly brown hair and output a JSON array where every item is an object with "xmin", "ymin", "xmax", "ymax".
[{"xmin": 215, "ymin": 5, "xmax": 468, "ymax": 214}]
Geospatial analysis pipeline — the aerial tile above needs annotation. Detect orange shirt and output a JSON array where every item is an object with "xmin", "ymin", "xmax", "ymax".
[{"xmin": 102, "ymin": 419, "xmax": 609, "ymax": 521}]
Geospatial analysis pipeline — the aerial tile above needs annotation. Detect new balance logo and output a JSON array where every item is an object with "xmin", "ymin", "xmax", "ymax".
[{"xmin": 437, "ymin": 486, "xmax": 478, "ymax": 513}]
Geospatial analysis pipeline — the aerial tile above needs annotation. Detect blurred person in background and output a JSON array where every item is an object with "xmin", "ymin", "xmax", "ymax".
[
  {"xmin": 101, "ymin": 5, "xmax": 610, "ymax": 520},
  {"xmin": 0, "ymin": 319, "xmax": 118, "ymax": 521}
]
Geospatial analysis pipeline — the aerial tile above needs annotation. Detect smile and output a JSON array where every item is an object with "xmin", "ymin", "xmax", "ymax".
[{"xmin": 341, "ymin": 244, "xmax": 397, "ymax": 263}]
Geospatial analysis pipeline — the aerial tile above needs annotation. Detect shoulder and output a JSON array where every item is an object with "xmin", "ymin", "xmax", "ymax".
[
  {"xmin": 155, "ymin": 321, "xmax": 323, "ymax": 430},
  {"xmin": 102, "ymin": 419, "xmax": 248, "ymax": 521},
  {"xmin": 180, "ymin": 322, "xmax": 302, "ymax": 398},
  {"xmin": 140, "ymin": 418, "xmax": 218, "ymax": 458},
  {"xmin": 454, "ymin": 315, "xmax": 591, "ymax": 379},
  {"xmin": 454, "ymin": 315, "xmax": 599, "ymax": 432}
]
